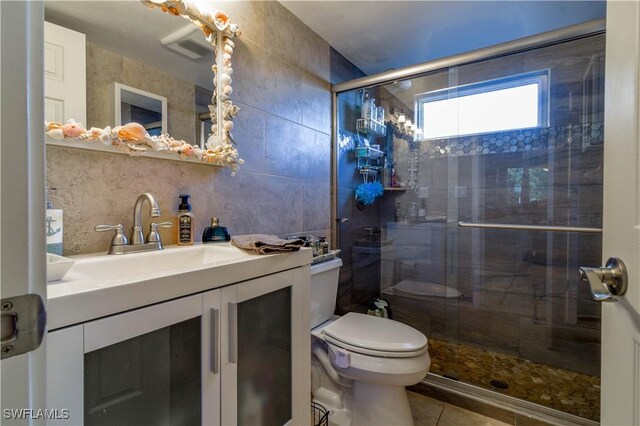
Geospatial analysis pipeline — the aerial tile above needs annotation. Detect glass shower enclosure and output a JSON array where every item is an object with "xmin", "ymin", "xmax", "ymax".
[{"xmin": 333, "ymin": 24, "xmax": 604, "ymax": 423}]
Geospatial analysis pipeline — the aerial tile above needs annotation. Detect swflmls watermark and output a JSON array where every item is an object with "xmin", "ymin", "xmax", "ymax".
[{"xmin": 3, "ymin": 409, "xmax": 70, "ymax": 420}]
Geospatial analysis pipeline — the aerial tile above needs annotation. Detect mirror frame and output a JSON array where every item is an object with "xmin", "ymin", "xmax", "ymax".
[
  {"xmin": 45, "ymin": 0, "xmax": 244, "ymax": 173},
  {"xmin": 113, "ymin": 83, "xmax": 168, "ymax": 134}
]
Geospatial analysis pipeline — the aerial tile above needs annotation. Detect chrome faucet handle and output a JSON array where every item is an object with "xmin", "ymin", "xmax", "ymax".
[
  {"xmin": 95, "ymin": 224, "xmax": 129, "ymax": 247},
  {"xmin": 146, "ymin": 222, "xmax": 172, "ymax": 244}
]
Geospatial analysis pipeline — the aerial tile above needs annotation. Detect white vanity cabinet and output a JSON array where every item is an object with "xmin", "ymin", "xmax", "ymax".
[{"xmin": 46, "ymin": 267, "xmax": 310, "ymax": 426}]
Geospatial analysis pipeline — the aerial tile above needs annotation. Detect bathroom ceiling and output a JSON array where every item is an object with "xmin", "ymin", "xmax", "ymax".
[{"xmin": 281, "ymin": 1, "xmax": 606, "ymax": 76}]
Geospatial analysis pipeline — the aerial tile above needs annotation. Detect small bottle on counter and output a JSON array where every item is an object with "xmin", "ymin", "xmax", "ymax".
[
  {"xmin": 177, "ymin": 194, "xmax": 194, "ymax": 246},
  {"xmin": 202, "ymin": 217, "xmax": 231, "ymax": 243},
  {"xmin": 319, "ymin": 237, "xmax": 329, "ymax": 254}
]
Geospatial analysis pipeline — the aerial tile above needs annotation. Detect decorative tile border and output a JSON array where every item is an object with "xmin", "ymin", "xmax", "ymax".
[
  {"xmin": 421, "ymin": 123, "xmax": 604, "ymax": 158},
  {"xmin": 340, "ymin": 123, "xmax": 604, "ymax": 160}
]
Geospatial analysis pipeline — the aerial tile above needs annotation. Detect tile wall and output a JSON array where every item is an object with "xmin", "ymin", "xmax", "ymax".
[{"xmin": 46, "ymin": 1, "xmax": 333, "ymax": 255}]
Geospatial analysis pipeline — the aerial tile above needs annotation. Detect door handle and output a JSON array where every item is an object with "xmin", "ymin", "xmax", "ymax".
[
  {"xmin": 228, "ymin": 302, "xmax": 237, "ymax": 364},
  {"xmin": 579, "ymin": 257, "xmax": 628, "ymax": 302},
  {"xmin": 210, "ymin": 308, "xmax": 219, "ymax": 374}
]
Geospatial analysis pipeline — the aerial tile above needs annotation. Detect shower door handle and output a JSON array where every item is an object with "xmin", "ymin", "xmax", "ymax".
[{"xmin": 579, "ymin": 257, "xmax": 628, "ymax": 302}]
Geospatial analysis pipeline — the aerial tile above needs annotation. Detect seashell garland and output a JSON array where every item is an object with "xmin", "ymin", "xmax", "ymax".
[
  {"xmin": 45, "ymin": 119, "xmax": 244, "ymax": 174},
  {"xmin": 143, "ymin": 0, "xmax": 242, "ymax": 170}
]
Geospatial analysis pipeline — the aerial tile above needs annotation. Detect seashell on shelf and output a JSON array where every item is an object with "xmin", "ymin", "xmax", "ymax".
[
  {"xmin": 118, "ymin": 122, "xmax": 148, "ymax": 141},
  {"xmin": 223, "ymin": 120, "xmax": 234, "ymax": 131},
  {"xmin": 62, "ymin": 121, "xmax": 85, "ymax": 138},
  {"xmin": 99, "ymin": 126, "xmax": 112, "ymax": 145},
  {"xmin": 224, "ymin": 44, "xmax": 233, "ymax": 54},
  {"xmin": 206, "ymin": 134, "xmax": 224, "ymax": 149},
  {"xmin": 47, "ymin": 128, "xmax": 65, "ymax": 140},
  {"xmin": 223, "ymin": 85, "xmax": 233, "ymax": 95}
]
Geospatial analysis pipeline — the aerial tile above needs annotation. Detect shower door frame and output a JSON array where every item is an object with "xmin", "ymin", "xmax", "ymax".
[{"xmin": 330, "ymin": 18, "xmax": 606, "ymax": 426}]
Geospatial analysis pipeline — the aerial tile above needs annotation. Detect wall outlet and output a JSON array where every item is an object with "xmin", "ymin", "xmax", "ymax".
[{"xmin": 418, "ymin": 187, "xmax": 429, "ymax": 198}]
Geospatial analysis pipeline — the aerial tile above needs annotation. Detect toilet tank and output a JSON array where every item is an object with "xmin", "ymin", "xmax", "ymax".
[{"xmin": 310, "ymin": 258, "xmax": 342, "ymax": 329}]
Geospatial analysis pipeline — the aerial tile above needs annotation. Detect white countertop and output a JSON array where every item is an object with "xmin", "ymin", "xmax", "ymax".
[{"xmin": 47, "ymin": 243, "xmax": 312, "ymax": 331}]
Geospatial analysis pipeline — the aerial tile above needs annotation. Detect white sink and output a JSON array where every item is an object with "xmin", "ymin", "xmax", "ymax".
[
  {"xmin": 46, "ymin": 242, "xmax": 312, "ymax": 331},
  {"xmin": 66, "ymin": 243, "xmax": 246, "ymax": 283}
]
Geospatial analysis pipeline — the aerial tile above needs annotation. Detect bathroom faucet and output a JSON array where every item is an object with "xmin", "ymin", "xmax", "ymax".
[
  {"xmin": 131, "ymin": 192, "xmax": 161, "ymax": 245},
  {"xmin": 95, "ymin": 192, "xmax": 172, "ymax": 255}
]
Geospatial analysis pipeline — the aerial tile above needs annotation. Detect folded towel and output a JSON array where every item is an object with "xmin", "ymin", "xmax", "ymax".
[{"xmin": 231, "ymin": 234, "xmax": 304, "ymax": 254}]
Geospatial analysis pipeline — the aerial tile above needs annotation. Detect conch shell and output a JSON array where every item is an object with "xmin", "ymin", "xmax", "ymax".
[{"xmin": 118, "ymin": 122, "xmax": 148, "ymax": 142}]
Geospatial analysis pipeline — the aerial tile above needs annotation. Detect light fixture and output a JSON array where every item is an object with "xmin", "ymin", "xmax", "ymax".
[
  {"xmin": 404, "ymin": 119, "xmax": 413, "ymax": 130},
  {"xmin": 398, "ymin": 113, "xmax": 406, "ymax": 124}
]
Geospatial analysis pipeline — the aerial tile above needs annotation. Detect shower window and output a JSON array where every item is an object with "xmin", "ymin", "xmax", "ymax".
[{"xmin": 417, "ymin": 70, "xmax": 550, "ymax": 139}]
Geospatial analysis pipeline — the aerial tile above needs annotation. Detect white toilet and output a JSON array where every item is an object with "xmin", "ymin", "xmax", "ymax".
[{"xmin": 310, "ymin": 258, "xmax": 431, "ymax": 426}]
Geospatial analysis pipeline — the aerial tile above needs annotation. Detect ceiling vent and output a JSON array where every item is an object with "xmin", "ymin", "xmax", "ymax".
[{"xmin": 161, "ymin": 25, "xmax": 214, "ymax": 60}]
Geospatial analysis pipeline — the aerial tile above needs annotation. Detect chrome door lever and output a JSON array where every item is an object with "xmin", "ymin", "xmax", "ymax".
[{"xmin": 579, "ymin": 257, "xmax": 628, "ymax": 302}]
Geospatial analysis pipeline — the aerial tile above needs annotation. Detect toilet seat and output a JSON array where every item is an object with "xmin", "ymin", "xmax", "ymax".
[{"xmin": 322, "ymin": 313, "xmax": 428, "ymax": 358}]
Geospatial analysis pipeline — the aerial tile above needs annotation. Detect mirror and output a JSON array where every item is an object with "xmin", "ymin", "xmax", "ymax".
[
  {"xmin": 43, "ymin": 0, "xmax": 243, "ymax": 172},
  {"xmin": 114, "ymin": 83, "xmax": 167, "ymax": 136}
]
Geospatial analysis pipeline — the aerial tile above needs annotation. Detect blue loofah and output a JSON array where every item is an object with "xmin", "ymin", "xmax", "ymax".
[{"xmin": 355, "ymin": 182, "xmax": 384, "ymax": 205}]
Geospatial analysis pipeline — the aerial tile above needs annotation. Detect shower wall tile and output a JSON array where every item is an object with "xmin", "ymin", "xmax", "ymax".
[
  {"xmin": 458, "ymin": 53, "xmax": 525, "ymax": 86},
  {"xmin": 49, "ymin": 1, "xmax": 332, "ymax": 255}
]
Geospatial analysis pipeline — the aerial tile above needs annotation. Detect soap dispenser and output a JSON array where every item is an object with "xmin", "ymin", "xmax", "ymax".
[
  {"xmin": 202, "ymin": 218, "xmax": 231, "ymax": 243},
  {"xmin": 177, "ymin": 194, "xmax": 194, "ymax": 246}
]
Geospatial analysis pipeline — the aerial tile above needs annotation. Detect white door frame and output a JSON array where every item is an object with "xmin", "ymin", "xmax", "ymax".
[
  {"xmin": 0, "ymin": 0, "xmax": 47, "ymax": 421},
  {"xmin": 601, "ymin": 1, "xmax": 640, "ymax": 424}
]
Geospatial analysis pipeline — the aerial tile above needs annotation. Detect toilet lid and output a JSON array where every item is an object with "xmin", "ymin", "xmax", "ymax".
[{"xmin": 322, "ymin": 313, "xmax": 428, "ymax": 356}]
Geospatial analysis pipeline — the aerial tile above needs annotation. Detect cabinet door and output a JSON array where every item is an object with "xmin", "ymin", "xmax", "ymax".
[
  {"xmin": 47, "ymin": 325, "xmax": 84, "ymax": 425},
  {"xmin": 83, "ymin": 294, "xmax": 203, "ymax": 426},
  {"xmin": 221, "ymin": 268, "xmax": 310, "ymax": 426}
]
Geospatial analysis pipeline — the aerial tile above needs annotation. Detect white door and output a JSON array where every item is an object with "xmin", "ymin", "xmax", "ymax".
[
  {"xmin": 0, "ymin": 0, "xmax": 47, "ymax": 422},
  {"xmin": 43, "ymin": 21, "xmax": 86, "ymax": 125},
  {"xmin": 599, "ymin": 1, "xmax": 640, "ymax": 424}
]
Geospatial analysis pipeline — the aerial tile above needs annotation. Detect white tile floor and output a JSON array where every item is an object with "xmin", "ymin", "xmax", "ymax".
[{"xmin": 408, "ymin": 391, "xmax": 511, "ymax": 426}]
